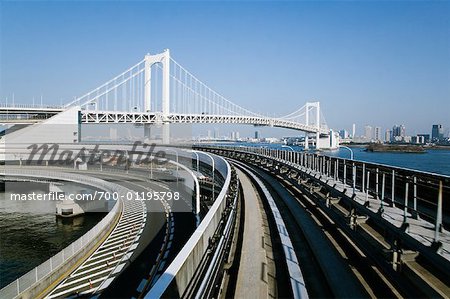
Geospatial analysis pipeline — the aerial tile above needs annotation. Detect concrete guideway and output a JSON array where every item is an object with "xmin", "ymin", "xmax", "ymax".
[
  {"xmin": 233, "ymin": 162, "xmax": 309, "ymax": 299},
  {"xmin": 233, "ymin": 168, "xmax": 271, "ymax": 299}
]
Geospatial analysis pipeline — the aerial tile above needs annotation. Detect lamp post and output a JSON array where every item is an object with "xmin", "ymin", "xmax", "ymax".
[
  {"xmin": 201, "ymin": 152, "xmax": 215, "ymax": 200},
  {"xmin": 340, "ymin": 145, "xmax": 354, "ymax": 160},
  {"xmin": 192, "ymin": 151, "xmax": 200, "ymax": 172},
  {"xmin": 164, "ymin": 148, "xmax": 179, "ymax": 182},
  {"xmin": 281, "ymin": 145, "xmax": 295, "ymax": 151},
  {"xmin": 282, "ymin": 145, "xmax": 295, "ymax": 162}
]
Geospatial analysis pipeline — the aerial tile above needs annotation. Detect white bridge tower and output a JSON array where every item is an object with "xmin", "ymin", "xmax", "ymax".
[{"xmin": 144, "ymin": 49, "xmax": 171, "ymax": 143}]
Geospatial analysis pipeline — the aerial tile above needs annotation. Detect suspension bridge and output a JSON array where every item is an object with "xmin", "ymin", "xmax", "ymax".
[{"xmin": 0, "ymin": 49, "xmax": 337, "ymax": 149}]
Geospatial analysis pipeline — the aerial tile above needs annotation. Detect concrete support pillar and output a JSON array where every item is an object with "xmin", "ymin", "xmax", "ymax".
[
  {"xmin": 162, "ymin": 123, "xmax": 170, "ymax": 144},
  {"xmin": 144, "ymin": 124, "xmax": 151, "ymax": 138}
]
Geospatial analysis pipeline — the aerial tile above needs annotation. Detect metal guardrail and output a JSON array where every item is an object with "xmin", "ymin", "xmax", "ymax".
[
  {"xmin": 0, "ymin": 103, "xmax": 64, "ymax": 109},
  {"xmin": 0, "ymin": 167, "xmax": 126, "ymax": 299},
  {"xmin": 146, "ymin": 153, "xmax": 232, "ymax": 298},
  {"xmin": 198, "ymin": 145, "xmax": 450, "ymax": 240},
  {"xmin": 192, "ymin": 171, "xmax": 239, "ymax": 299}
]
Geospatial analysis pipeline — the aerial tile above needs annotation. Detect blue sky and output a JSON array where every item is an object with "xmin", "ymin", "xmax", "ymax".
[{"xmin": 1, "ymin": 1, "xmax": 449, "ymax": 137}]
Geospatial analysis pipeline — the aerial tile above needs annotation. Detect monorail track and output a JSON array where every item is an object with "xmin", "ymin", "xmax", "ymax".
[{"xmin": 229, "ymin": 158, "xmax": 446, "ymax": 298}]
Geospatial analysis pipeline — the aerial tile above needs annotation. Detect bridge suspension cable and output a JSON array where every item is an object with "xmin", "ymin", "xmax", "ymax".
[{"xmin": 62, "ymin": 50, "xmax": 328, "ymax": 133}]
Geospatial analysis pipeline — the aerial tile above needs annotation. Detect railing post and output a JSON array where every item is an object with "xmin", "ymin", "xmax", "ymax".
[
  {"xmin": 379, "ymin": 172, "xmax": 385, "ymax": 214},
  {"xmin": 365, "ymin": 171, "xmax": 370, "ymax": 206},
  {"xmin": 403, "ymin": 180, "xmax": 409, "ymax": 223},
  {"xmin": 352, "ymin": 162, "xmax": 356, "ymax": 196},
  {"xmin": 391, "ymin": 170, "xmax": 396, "ymax": 207},
  {"xmin": 413, "ymin": 176, "xmax": 418, "ymax": 219},
  {"xmin": 376, "ymin": 168, "xmax": 379, "ymax": 200},
  {"xmin": 434, "ymin": 180, "xmax": 443, "ymax": 242},
  {"xmin": 362, "ymin": 163, "xmax": 366, "ymax": 192},
  {"xmin": 17, "ymin": 280, "xmax": 20, "ymax": 295},
  {"xmin": 334, "ymin": 159, "xmax": 338, "ymax": 181},
  {"xmin": 344, "ymin": 160, "xmax": 347, "ymax": 184}
]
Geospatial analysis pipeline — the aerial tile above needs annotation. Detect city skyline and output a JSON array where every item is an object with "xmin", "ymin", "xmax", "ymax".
[
  {"xmin": 340, "ymin": 122, "xmax": 449, "ymax": 140},
  {"xmin": 1, "ymin": 1, "xmax": 449, "ymax": 135}
]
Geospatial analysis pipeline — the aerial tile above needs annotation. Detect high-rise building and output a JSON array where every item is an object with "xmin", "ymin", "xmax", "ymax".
[
  {"xmin": 392, "ymin": 125, "xmax": 406, "ymax": 138},
  {"xmin": 374, "ymin": 127, "xmax": 382, "ymax": 141},
  {"xmin": 417, "ymin": 134, "xmax": 430, "ymax": 143},
  {"xmin": 432, "ymin": 124, "xmax": 444, "ymax": 141},
  {"xmin": 364, "ymin": 125, "xmax": 373, "ymax": 140},
  {"xmin": 385, "ymin": 129, "xmax": 392, "ymax": 142},
  {"xmin": 412, "ymin": 135, "xmax": 425, "ymax": 144},
  {"xmin": 339, "ymin": 129, "xmax": 349, "ymax": 139},
  {"xmin": 254, "ymin": 130, "xmax": 259, "ymax": 139},
  {"xmin": 352, "ymin": 123, "xmax": 356, "ymax": 138}
]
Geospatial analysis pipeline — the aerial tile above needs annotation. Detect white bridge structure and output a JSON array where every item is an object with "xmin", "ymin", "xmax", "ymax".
[{"xmin": 1, "ymin": 49, "xmax": 338, "ymax": 149}]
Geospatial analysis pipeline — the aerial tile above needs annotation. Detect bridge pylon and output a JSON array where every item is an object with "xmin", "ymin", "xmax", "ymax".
[
  {"xmin": 144, "ymin": 49, "xmax": 171, "ymax": 143},
  {"xmin": 304, "ymin": 101, "xmax": 321, "ymax": 150}
]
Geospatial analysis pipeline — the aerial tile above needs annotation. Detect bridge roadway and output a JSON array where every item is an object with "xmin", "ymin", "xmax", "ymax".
[
  {"xmin": 91, "ymin": 170, "xmax": 196, "ymax": 298},
  {"xmin": 200, "ymin": 147, "xmax": 450, "ymax": 298},
  {"xmin": 45, "ymin": 167, "xmax": 196, "ymax": 298},
  {"xmin": 0, "ymin": 164, "xmax": 198, "ymax": 298}
]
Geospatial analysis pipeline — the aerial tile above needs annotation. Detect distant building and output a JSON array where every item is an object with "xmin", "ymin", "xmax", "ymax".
[
  {"xmin": 412, "ymin": 135, "xmax": 425, "ymax": 144},
  {"xmin": 417, "ymin": 134, "xmax": 430, "ymax": 143},
  {"xmin": 254, "ymin": 130, "xmax": 259, "ymax": 139},
  {"xmin": 392, "ymin": 125, "xmax": 406, "ymax": 138},
  {"xmin": 352, "ymin": 123, "xmax": 356, "ymax": 138},
  {"xmin": 432, "ymin": 124, "xmax": 444, "ymax": 141},
  {"xmin": 385, "ymin": 129, "xmax": 392, "ymax": 142},
  {"xmin": 403, "ymin": 136, "xmax": 412, "ymax": 143},
  {"xmin": 263, "ymin": 137, "xmax": 278, "ymax": 143},
  {"xmin": 230, "ymin": 131, "xmax": 236, "ymax": 140},
  {"xmin": 374, "ymin": 127, "xmax": 382, "ymax": 141},
  {"xmin": 364, "ymin": 125, "xmax": 373, "ymax": 140},
  {"xmin": 235, "ymin": 131, "xmax": 240, "ymax": 140},
  {"xmin": 339, "ymin": 129, "xmax": 349, "ymax": 139},
  {"xmin": 214, "ymin": 128, "xmax": 219, "ymax": 139}
]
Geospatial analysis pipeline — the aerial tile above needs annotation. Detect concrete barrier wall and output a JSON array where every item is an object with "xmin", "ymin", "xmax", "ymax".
[
  {"xmin": 0, "ymin": 168, "xmax": 124, "ymax": 299},
  {"xmin": 146, "ymin": 153, "xmax": 231, "ymax": 298},
  {"xmin": 19, "ymin": 201, "xmax": 122, "ymax": 299}
]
